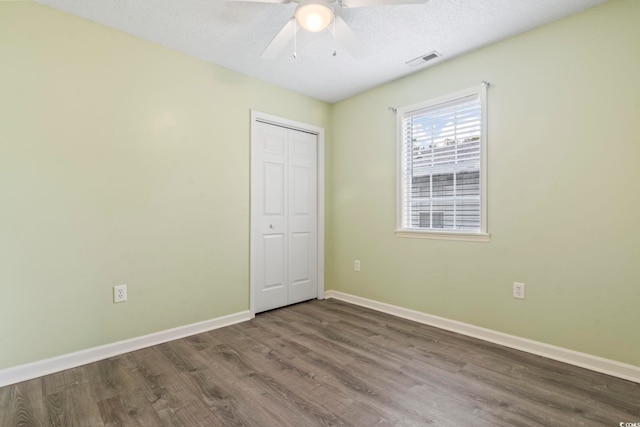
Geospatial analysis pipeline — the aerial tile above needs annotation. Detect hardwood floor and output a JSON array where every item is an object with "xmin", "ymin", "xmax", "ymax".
[{"xmin": 1, "ymin": 299, "xmax": 639, "ymax": 426}]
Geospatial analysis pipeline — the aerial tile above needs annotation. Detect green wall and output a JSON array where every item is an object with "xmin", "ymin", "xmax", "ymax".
[
  {"xmin": 0, "ymin": 2, "xmax": 330, "ymax": 369},
  {"xmin": 329, "ymin": 0, "xmax": 640, "ymax": 366}
]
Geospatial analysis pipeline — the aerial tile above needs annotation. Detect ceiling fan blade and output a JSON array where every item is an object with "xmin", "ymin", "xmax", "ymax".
[
  {"xmin": 329, "ymin": 16, "xmax": 370, "ymax": 59},
  {"xmin": 230, "ymin": 0, "xmax": 291, "ymax": 3},
  {"xmin": 261, "ymin": 18, "xmax": 299, "ymax": 60},
  {"xmin": 340, "ymin": 0, "xmax": 427, "ymax": 7}
]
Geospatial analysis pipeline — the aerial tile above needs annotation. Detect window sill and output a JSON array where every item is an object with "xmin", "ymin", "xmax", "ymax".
[{"xmin": 395, "ymin": 229, "xmax": 491, "ymax": 243}]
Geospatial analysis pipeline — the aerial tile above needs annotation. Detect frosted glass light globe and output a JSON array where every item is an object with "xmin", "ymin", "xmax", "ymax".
[{"xmin": 295, "ymin": 3, "xmax": 334, "ymax": 32}]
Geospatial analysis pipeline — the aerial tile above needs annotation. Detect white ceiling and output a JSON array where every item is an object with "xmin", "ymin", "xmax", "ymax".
[{"xmin": 34, "ymin": 0, "xmax": 607, "ymax": 103}]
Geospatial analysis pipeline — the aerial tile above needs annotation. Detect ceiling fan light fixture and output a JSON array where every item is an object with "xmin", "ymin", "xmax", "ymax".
[{"xmin": 295, "ymin": 2, "xmax": 334, "ymax": 32}]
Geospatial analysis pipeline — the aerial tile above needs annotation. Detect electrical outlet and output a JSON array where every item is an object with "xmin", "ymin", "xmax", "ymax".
[
  {"xmin": 354, "ymin": 260, "xmax": 361, "ymax": 272},
  {"xmin": 114, "ymin": 284, "xmax": 127, "ymax": 303},
  {"xmin": 513, "ymin": 282, "xmax": 525, "ymax": 299}
]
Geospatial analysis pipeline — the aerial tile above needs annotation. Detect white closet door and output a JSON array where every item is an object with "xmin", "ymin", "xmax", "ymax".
[{"xmin": 252, "ymin": 121, "xmax": 317, "ymax": 313}]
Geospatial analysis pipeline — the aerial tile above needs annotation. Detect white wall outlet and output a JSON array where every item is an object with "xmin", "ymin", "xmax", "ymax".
[
  {"xmin": 513, "ymin": 282, "xmax": 525, "ymax": 299},
  {"xmin": 114, "ymin": 284, "xmax": 127, "ymax": 303},
  {"xmin": 354, "ymin": 260, "xmax": 361, "ymax": 272}
]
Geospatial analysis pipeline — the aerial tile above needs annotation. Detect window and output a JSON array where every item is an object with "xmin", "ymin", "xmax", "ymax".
[{"xmin": 396, "ymin": 84, "xmax": 489, "ymax": 241}]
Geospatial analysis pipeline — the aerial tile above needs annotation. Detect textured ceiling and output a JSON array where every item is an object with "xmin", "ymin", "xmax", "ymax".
[{"xmin": 34, "ymin": 0, "xmax": 607, "ymax": 103}]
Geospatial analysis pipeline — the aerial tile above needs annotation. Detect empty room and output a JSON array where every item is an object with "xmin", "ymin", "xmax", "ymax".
[{"xmin": 1, "ymin": 0, "xmax": 639, "ymax": 425}]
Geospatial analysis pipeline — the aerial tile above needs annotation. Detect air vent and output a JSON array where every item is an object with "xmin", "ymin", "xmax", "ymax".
[{"xmin": 406, "ymin": 51, "xmax": 441, "ymax": 68}]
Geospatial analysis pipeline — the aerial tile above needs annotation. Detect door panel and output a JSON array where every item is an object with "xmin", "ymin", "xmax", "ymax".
[
  {"xmin": 263, "ymin": 163, "xmax": 284, "ymax": 215},
  {"xmin": 264, "ymin": 135, "xmax": 285, "ymax": 155},
  {"xmin": 287, "ymin": 130, "xmax": 317, "ymax": 305},
  {"xmin": 290, "ymin": 232, "xmax": 310, "ymax": 284},
  {"xmin": 263, "ymin": 235, "xmax": 285, "ymax": 290},
  {"xmin": 292, "ymin": 166, "xmax": 310, "ymax": 215},
  {"xmin": 252, "ymin": 121, "xmax": 317, "ymax": 313}
]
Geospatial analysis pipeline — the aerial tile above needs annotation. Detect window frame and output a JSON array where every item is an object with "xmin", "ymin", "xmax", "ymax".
[{"xmin": 395, "ymin": 84, "xmax": 490, "ymax": 242}]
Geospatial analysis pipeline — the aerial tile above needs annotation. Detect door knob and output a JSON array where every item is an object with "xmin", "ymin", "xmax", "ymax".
[{"xmin": 269, "ymin": 224, "xmax": 274, "ymax": 229}]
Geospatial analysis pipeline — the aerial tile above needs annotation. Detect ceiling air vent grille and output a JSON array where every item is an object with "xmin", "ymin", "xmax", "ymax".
[{"xmin": 406, "ymin": 51, "xmax": 441, "ymax": 68}]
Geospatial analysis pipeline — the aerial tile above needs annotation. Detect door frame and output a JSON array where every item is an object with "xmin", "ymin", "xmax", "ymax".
[{"xmin": 249, "ymin": 110, "xmax": 325, "ymax": 316}]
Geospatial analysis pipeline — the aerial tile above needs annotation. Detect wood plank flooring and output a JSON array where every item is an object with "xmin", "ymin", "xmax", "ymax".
[{"xmin": 1, "ymin": 299, "xmax": 639, "ymax": 426}]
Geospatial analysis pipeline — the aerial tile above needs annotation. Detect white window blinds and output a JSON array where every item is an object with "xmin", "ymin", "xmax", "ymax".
[{"xmin": 398, "ymin": 85, "xmax": 487, "ymax": 235}]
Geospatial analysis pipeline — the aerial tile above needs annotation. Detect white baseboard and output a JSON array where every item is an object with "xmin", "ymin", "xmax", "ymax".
[
  {"xmin": 324, "ymin": 290, "xmax": 640, "ymax": 384},
  {"xmin": 0, "ymin": 310, "xmax": 253, "ymax": 388}
]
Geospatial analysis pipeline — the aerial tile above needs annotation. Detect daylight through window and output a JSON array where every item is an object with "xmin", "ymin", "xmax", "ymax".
[{"xmin": 397, "ymin": 85, "xmax": 487, "ymax": 238}]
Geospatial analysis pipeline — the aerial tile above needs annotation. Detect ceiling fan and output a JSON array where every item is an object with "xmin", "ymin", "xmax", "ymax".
[{"xmin": 231, "ymin": 0, "xmax": 428, "ymax": 59}]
